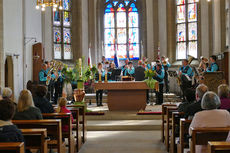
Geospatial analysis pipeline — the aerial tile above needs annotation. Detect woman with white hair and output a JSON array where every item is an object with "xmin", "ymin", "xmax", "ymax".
[
  {"xmin": 2, "ymin": 87, "xmax": 13, "ymax": 99},
  {"xmin": 189, "ymin": 91, "xmax": 230, "ymax": 153},
  {"xmin": 13, "ymin": 90, "xmax": 42, "ymax": 120}
]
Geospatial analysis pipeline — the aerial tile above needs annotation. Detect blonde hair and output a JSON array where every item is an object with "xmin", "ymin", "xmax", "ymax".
[
  {"xmin": 218, "ymin": 84, "xmax": 229, "ymax": 98},
  {"xmin": 17, "ymin": 90, "xmax": 34, "ymax": 112},
  {"xmin": 56, "ymin": 97, "xmax": 67, "ymax": 113}
]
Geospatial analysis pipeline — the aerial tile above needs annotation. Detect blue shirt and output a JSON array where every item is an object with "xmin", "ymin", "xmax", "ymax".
[
  {"xmin": 206, "ymin": 62, "xmax": 219, "ymax": 72},
  {"xmin": 179, "ymin": 65, "xmax": 194, "ymax": 77},
  {"xmin": 156, "ymin": 70, "xmax": 165, "ymax": 84},
  {"xmin": 39, "ymin": 69, "xmax": 47, "ymax": 82},
  {"xmin": 124, "ymin": 67, "xmax": 135, "ymax": 76}
]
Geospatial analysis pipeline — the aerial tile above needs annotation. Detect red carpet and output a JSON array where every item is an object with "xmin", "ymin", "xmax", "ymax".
[{"xmin": 137, "ymin": 112, "xmax": 162, "ymax": 115}]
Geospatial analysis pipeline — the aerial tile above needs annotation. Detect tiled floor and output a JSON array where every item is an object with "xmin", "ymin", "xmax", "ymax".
[{"xmin": 79, "ymin": 131, "xmax": 167, "ymax": 153}]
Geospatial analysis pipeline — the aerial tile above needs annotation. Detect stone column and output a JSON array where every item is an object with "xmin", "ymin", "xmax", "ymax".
[
  {"xmin": 152, "ymin": 0, "xmax": 159, "ymax": 60},
  {"xmin": 0, "ymin": 0, "xmax": 3, "ymax": 86}
]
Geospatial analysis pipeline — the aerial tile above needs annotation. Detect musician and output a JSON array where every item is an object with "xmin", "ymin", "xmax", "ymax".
[
  {"xmin": 153, "ymin": 64, "xmax": 165, "ymax": 105},
  {"xmin": 179, "ymin": 59, "xmax": 194, "ymax": 100},
  {"xmin": 95, "ymin": 63, "xmax": 105, "ymax": 106},
  {"xmin": 45, "ymin": 61, "xmax": 55, "ymax": 101},
  {"xmin": 135, "ymin": 60, "xmax": 145, "ymax": 81},
  {"xmin": 205, "ymin": 55, "xmax": 219, "ymax": 72},
  {"xmin": 122, "ymin": 59, "xmax": 129, "ymax": 75},
  {"xmin": 124, "ymin": 61, "xmax": 135, "ymax": 77},
  {"xmin": 161, "ymin": 56, "xmax": 171, "ymax": 93},
  {"xmin": 54, "ymin": 66, "xmax": 64, "ymax": 104},
  {"xmin": 39, "ymin": 63, "xmax": 48, "ymax": 85}
]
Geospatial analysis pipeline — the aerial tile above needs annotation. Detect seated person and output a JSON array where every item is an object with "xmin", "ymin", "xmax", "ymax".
[
  {"xmin": 205, "ymin": 55, "xmax": 219, "ymax": 72},
  {"xmin": 2, "ymin": 87, "xmax": 17, "ymax": 106},
  {"xmin": 56, "ymin": 97, "xmax": 73, "ymax": 132},
  {"xmin": 33, "ymin": 85, "xmax": 55, "ymax": 113},
  {"xmin": 189, "ymin": 91, "xmax": 230, "ymax": 153},
  {"xmin": 218, "ymin": 84, "xmax": 230, "ymax": 110},
  {"xmin": 123, "ymin": 61, "xmax": 135, "ymax": 77},
  {"xmin": 13, "ymin": 90, "xmax": 43, "ymax": 120},
  {"xmin": 0, "ymin": 99, "xmax": 24, "ymax": 142},
  {"xmin": 184, "ymin": 84, "xmax": 208, "ymax": 119},
  {"xmin": 135, "ymin": 60, "xmax": 145, "ymax": 81},
  {"xmin": 178, "ymin": 88, "xmax": 196, "ymax": 112}
]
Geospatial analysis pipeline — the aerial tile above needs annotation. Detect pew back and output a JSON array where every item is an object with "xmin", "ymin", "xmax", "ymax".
[
  {"xmin": 208, "ymin": 141, "xmax": 230, "ymax": 153},
  {"xmin": 0, "ymin": 142, "xmax": 24, "ymax": 153}
]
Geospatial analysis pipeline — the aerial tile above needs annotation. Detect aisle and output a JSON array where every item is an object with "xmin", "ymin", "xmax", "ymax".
[{"xmin": 79, "ymin": 131, "xmax": 167, "ymax": 153}]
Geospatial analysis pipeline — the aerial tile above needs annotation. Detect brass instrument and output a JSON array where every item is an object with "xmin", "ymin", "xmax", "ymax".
[
  {"xmin": 188, "ymin": 55, "xmax": 195, "ymax": 65},
  {"xmin": 46, "ymin": 60, "xmax": 63, "ymax": 85},
  {"xmin": 198, "ymin": 56, "xmax": 209, "ymax": 73},
  {"xmin": 162, "ymin": 58, "xmax": 169, "ymax": 66}
]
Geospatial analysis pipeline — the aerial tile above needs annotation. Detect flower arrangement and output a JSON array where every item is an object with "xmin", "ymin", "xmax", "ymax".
[{"xmin": 144, "ymin": 69, "xmax": 157, "ymax": 89}]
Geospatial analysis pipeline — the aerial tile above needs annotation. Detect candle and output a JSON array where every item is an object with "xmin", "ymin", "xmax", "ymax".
[
  {"xmin": 105, "ymin": 71, "xmax": 108, "ymax": 82},
  {"xmin": 99, "ymin": 73, "xmax": 102, "ymax": 82}
]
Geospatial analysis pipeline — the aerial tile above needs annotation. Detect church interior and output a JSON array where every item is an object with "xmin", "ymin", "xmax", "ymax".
[{"xmin": 1, "ymin": 0, "xmax": 230, "ymax": 153}]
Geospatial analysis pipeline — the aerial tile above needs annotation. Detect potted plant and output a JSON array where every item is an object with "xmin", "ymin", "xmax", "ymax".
[{"xmin": 144, "ymin": 69, "xmax": 157, "ymax": 89}]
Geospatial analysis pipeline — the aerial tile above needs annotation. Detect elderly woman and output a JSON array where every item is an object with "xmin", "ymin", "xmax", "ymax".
[
  {"xmin": 2, "ymin": 87, "xmax": 13, "ymax": 100},
  {"xmin": 218, "ymin": 84, "xmax": 230, "ymax": 110},
  {"xmin": 189, "ymin": 91, "xmax": 230, "ymax": 153}
]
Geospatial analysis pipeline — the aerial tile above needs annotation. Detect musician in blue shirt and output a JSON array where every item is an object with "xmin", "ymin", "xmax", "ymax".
[
  {"xmin": 206, "ymin": 55, "xmax": 219, "ymax": 72},
  {"xmin": 153, "ymin": 64, "xmax": 165, "ymax": 105},
  {"xmin": 124, "ymin": 62, "xmax": 135, "ymax": 77},
  {"xmin": 54, "ymin": 66, "xmax": 64, "ymax": 104},
  {"xmin": 179, "ymin": 59, "xmax": 194, "ymax": 100},
  {"xmin": 39, "ymin": 63, "xmax": 48, "ymax": 85},
  {"xmin": 95, "ymin": 63, "xmax": 106, "ymax": 106},
  {"xmin": 161, "ymin": 56, "xmax": 171, "ymax": 93}
]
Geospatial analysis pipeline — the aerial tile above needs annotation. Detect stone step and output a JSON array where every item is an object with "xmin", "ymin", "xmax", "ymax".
[{"xmin": 87, "ymin": 120, "xmax": 161, "ymax": 131}]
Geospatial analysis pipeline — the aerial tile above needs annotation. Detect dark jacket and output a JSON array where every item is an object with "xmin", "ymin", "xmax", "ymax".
[
  {"xmin": 33, "ymin": 96, "xmax": 55, "ymax": 113},
  {"xmin": 178, "ymin": 101, "xmax": 195, "ymax": 113},
  {"xmin": 0, "ymin": 125, "xmax": 24, "ymax": 142},
  {"xmin": 135, "ymin": 66, "xmax": 145, "ymax": 81},
  {"xmin": 13, "ymin": 106, "xmax": 43, "ymax": 120},
  {"xmin": 184, "ymin": 100, "xmax": 203, "ymax": 118}
]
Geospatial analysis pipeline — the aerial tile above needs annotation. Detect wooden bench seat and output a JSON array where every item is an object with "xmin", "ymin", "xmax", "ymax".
[
  {"xmin": 177, "ymin": 118, "xmax": 192, "ymax": 153},
  {"xmin": 21, "ymin": 128, "xmax": 47, "ymax": 153},
  {"xmin": 0, "ymin": 142, "xmax": 24, "ymax": 153},
  {"xmin": 161, "ymin": 104, "xmax": 177, "ymax": 143},
  {"xmin": 12, "ymin": 119, "xmax": 64, "ymax": 153},
  {"xmin": 208, "ymin": 141, "xmax": 230, "ymax": 153},
  {"xmin": 42, "ymin": 113, "xmax": 75, "ymax": 153},
  {"xmin": 170, "ymin": 112, "xmax": 185, "ymax": 153},
  {"xmin": 190, "ymin": 127, "xmax": 230, "ymax": 153}
]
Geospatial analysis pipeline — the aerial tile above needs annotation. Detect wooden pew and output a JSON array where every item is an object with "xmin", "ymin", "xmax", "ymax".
[
  {"xmin": 66, "ymin": 107, "xmax": 82, "ymax": 151},
  {"xmin": 66, "ymin": 105, "xmax": 87, "ymax": 143},
  {"xmin": 42, "ymin": 113, "xmax": 75, "ymax": 153},
  {"xmin": 0, "ymin": 142, "xmax": 25, "ymax": 153},
  {"xmin": 21, "ymin": 128, "xmax": 47, "ymax": 153},
  {"xmin": 208, "ymin": 141, "xmax": 230, "ymax": 153},
  {"xmin": 177, "ymin": 118, "xmax": 192, "ymax": 153},
  {"xmin": 165, "ymin": 106, "xmax": 178, "ymax": 151},
  {"xmin": 170, "ymin": 112, "xmax": 185, "ymax": 153},
  {"xmin": 190, "ymin": 127, "xmax": 230, "ymax": 153},
  {"xmin": 12, "ymin": 119, "xmax": 64, "ymax": 153},
  {"xmin": 161, "ymin": 104, "xmax": 177, "ymax": 143}
]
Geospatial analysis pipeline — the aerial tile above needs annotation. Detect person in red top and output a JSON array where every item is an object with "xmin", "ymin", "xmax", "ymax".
[
  {"xmin": 56, "ymin": 97, "xmax": 73, "ymax": 132},
  {"xmin": 218, "ymin": 84, "xmax": 230, "ymax": 110}
]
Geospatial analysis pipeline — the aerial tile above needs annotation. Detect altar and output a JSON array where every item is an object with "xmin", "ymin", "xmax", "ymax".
[{"xmin": 95, "ymin": 81, "xmax": 158, "ymax": 111}]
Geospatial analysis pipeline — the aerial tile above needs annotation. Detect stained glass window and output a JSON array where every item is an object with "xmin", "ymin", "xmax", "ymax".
[
  {"xmin": 104, "ymin": 0, "xmax": 140, "ymax": 60},
  {"xmin": 53, "ymin": 0, "xmax": 72, "ymax": 60},
  {"xmin": 176, "ymin": 0, "xmax": 198, "ymax": 59}
]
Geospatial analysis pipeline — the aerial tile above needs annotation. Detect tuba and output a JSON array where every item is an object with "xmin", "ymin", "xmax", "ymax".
[{"xmin": 188, "ymin": 55, "xmax": 195, "ymax": 65}]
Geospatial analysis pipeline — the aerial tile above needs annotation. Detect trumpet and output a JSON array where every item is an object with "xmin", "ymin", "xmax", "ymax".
[
  {"xmin": 198, "ymin": 56, "xmax": 209, "ymax": 73},
  {"xmin": 162, "ymin": 58, "xmax": 169, "ymax": 66}
]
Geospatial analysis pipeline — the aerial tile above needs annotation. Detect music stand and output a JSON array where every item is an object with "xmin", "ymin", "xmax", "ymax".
[
  {"xmin": 111, "ymin": 69, "xmax": 122, "ymax": 81},
  {"xmin": 168, "ymin": 70, "xmax": 178, "ymax": 77}
]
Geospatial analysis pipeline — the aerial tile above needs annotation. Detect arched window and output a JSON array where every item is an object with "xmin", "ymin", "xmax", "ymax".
[
  {"xmin": 176, "ymin": 0, "xmax": 198, "ymax": 59},
  {"xmin": 104, "ymin": 0, "xmax": 140, "ymax": 60},
  {"xmin": 53, "ymin": 0, "xmax": 72, "ymax": 60}
]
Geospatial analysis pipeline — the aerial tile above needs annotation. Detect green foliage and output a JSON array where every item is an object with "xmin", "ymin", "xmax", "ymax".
[{"xmin": 144, "ymin": 68, "xmax": 157, "ymax": 89}]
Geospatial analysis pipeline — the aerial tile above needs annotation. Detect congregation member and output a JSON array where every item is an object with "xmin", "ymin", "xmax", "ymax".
[
  {"xmin": 178, "ymin": 88, "xmax": 196, "ymax": 112},
  {"xmin": 33, "ymin": 85, "xmax": 55, "ymax": 113},
  {"xmin": 218, "ymin": 84, "xmax": 230, "ymax": 110},
  {"xmin": 161, "ymin": 56, "xmax": 171, "ymax": 93},
  {"xmin": 13, "ymin": 90, "xmax": 43, "ymax": 120},
  {"xmin": 95, "ymin": 63, "xmax": 105, "ymax": 106},
  {"xmin": 124, "ymin": 61, "xmax": 135, "ymax": 77},
  {"xmin": 153, "ymin": 64, "xmax": 165, "ymax": 105},
  {"xmin": 189, "ymin": 91, "xmax": 230, "ymax": 153},
  {"xmin": 2, "ymin": 87, "xmax": 13, "ymax": 100},
  {"xmin": 0, "ymin": 99, "xmax": 24, "ymax": 144},
  {"xmin": 183, "ymin": 84, "xmax": 208, "ymax": 119},
  {"xmin": 56, "ymin": 97, "xmax": 73, "ymax": 132},
  {"xmin": 205, "ymin": 55, "xmax": 219, "ymax": 72},
  {"xmin": 135, "ymin": 60, "xmax": 145, "ymax": 81}
]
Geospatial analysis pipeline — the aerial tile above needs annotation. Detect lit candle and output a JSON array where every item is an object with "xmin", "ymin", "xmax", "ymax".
[
  {"xmin": 99, "ymin": 72, "xmax": 102, "ymax": 82},
  {"xmin": 105, "ymin": 70, "xmax": 108, "ymax": 82},
  {"xmin": 79, "ymin": 58, "xmax": 82, "ymax": 78}
]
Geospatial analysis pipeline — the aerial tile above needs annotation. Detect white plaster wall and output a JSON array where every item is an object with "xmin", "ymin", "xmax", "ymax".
[
  {"xmin": 158, "ymin": 0, "xmax": 167, "ymax": 57},
  {"xmin": 201, "ymin": 0, "xmax": 210, "ymax": 57},
  {"xmin": 146, "ymin": 0, "xmax": 154, "ymax": 61},
  {"xmin": 43, "ymin": 8, "xmax": 52, "ymax": 61},
  {"xmin": 213, "ymin": 0, "xmax": 221, "ymax": 54},
  {"xmin": 3, "ymin": 0, "xmax": 42, "ymax": 100},
  {"xmin": 24, "ymin": 0, "xmax": 42, "ymax": 84}
]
